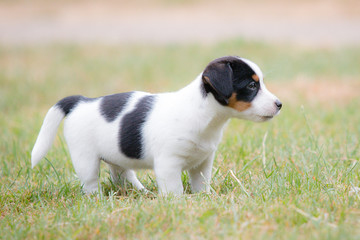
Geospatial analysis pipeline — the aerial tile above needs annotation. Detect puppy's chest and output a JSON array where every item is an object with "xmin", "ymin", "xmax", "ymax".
[{"xmin": 175, "ymin": 136, "xmax": 218, "ymax": 168}]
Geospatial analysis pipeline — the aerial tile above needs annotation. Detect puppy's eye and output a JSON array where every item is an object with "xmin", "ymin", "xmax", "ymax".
[{"xmin": 247, "ymin": 82, "xmax": 257, "ymax": 90}]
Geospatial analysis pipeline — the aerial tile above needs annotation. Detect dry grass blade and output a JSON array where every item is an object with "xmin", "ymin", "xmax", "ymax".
[
  {"xmin": 292, "ymin": 206, "xmax": 337, "ymax": 229},
  {"xmin": 229, "ymin": 170, "xmax": 251, "ymax": 198},
  {"xmin": 262, "ymin": 131, "xmax": 268, "ymax": 170}
]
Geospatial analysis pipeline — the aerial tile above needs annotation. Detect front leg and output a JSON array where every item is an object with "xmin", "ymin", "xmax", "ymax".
[
  {"xmin": 154, "ymin": 157, "xmax": 183, "ymax": 195},
  {"xmin": 188, "ymin": 152, "xmax": 215, "ymax": 193}
]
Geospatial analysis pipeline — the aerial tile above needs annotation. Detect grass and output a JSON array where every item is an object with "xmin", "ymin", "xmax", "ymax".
[{"xmin": 1, "ymin": 40, "xmax": 360, "ymax": 239}]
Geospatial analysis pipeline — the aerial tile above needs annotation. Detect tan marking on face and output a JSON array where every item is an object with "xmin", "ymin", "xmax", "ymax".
[
  {"xmin": 228, "ymin": 93, "xmax": 251, "ymax": 112},
  {"xmin": 252, "ymin": 74, "xmax": 259, "ymax": 82}
]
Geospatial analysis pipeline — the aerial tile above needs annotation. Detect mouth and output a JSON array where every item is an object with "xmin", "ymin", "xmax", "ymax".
[
  {"xmin": 256, "ymin": 115, "xmax": 274, "ymax": 122},
  {"xmin": 259, "ymin": 110, "xmax": 281, "ymax": 121}
]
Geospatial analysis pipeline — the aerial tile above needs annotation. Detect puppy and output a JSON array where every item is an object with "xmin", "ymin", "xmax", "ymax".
[{"xmin": 31, "ymin": 56, "xmax": 282, "ymax": 195}]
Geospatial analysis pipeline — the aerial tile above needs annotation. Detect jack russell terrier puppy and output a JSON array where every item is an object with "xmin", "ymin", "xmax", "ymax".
[{"xmin": 31, "ymin": 56, "xmax": 282, "ymax": 195}]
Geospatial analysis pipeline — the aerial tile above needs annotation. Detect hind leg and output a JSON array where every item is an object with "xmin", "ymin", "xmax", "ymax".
[
  {"xmin": 69, "ymin": 148, "xmax": 101, "ymax": 194},
  {"xmin": 108, "ymin": 163, "xmax": 146, "ymax": 191}
]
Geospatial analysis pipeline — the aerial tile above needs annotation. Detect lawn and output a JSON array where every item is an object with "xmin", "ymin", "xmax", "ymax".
[{"xmin": 1, "ymin": 40, "xmax": 360, "ymax": 239}]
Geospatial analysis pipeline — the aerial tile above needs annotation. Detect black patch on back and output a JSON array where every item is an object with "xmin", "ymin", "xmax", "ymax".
[
  {"xmin": 56, "ymin": 95, "xmax": 92, "ymax": 115},
  {"xmin": 201, "ymin": 56, "xmax": 259, "ymax": 105},
  {"xmin": 119, "ymin": 95, "xmax": 156, "ymax": 159},
  {"xmin": 100, "ymin": 92, "xmax": 133, "ymax": 122}
]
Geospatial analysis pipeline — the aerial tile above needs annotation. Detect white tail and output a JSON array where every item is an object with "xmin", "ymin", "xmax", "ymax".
[{"xmin": 31, "ymin": 106, "xmax": 65, "ymax": 168}]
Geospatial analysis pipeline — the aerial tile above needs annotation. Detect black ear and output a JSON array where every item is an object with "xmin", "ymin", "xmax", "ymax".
[{"xmin": 202, "ymin": 61, "xmax": 233, "ymax": 105}]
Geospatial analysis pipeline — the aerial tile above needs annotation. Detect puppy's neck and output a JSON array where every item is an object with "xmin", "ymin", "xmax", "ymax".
[{"xmin": 178, "ymin": 75, "xmax": 230, "ymax": 136}]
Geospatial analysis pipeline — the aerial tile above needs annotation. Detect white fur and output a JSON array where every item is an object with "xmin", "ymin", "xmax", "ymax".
[
  {"xmin": 31, "ymin": 107, "xmax": 64, "ymax": 168},
  {"xmin": 31, "ymin": 58, "xmax": 280, "ymax": 195}
]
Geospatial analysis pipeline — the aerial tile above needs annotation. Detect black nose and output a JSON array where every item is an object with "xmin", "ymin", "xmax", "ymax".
[{"xmin": 275, "ymin": 100, "xmax": 282, "ymax": 110}]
